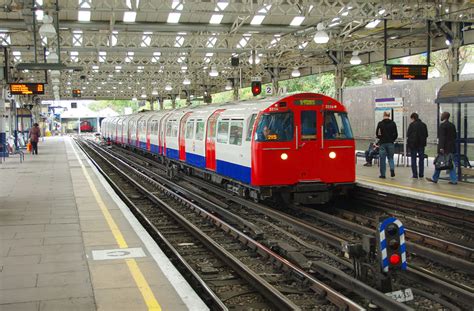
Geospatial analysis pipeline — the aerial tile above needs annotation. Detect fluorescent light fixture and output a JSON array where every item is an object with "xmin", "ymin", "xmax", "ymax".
[
  {"xmin": 209, "ymin": 66, "xmax": 219, "ymax": 77},
  {"xmin": 350, "ymin": 51, "xmax": 362, "ymax": 65},
  {"xmin": 183, "ymin": 77, "xmax": 191, "ymax": 85},
  {"xmin": 165, "ymin": 84, "xmax": 172, "ymax": 91},
  {"xmin": 167, "ymin": 12, "xmax": 181, "ymax": 23},
  {"xmin": 123, "ymin": 11, "xmax": 136, "ymax": 22},
  {"xmin": 365, "ymin": 19, "xmax": 381, "ymax": 29},
  {"xmin": 341, "ymin": 11, "xmax": 349, "ymax": 16},
  {"xmin": 290, "ymin": 16, "xmax": 305, "ymax": 26},
  {"xmin": 379, "ymin": 9, "xmax": 386, "ymax": 15},
  {"xmin": 210, "ymin": 14, "xmax": 224, "ymax": 24},
  {"xmin": 152, "ymin": 89, "xmax": 158, "ymax": 95},
  {"xmin": 314, "ymin": 23, "xmax": 329, "ymax": 44},
  {"xmin": 250, "ymin": 15, "xmax": 265, "ymax": 25},
  {"xmin": 291, "ymin": 68, "xmax": 301, "ymax": 77},
  {"xmin": 132, "ymin": 97, "xmax": 137, "ymax": 101},
  {"xmin": 78, "ymin": 11, "xmax": 91, "ymax": 22},
  {"xmin": 141, "ymin": 94, "xmax": 146, "ymax": 98},
  {"xmin": 445, "ymin": 39, "xmax": 451, "ymax": 46},
  {"xmin": 36, "ymin": 10, "xmax": 44, "ymax": 21}
]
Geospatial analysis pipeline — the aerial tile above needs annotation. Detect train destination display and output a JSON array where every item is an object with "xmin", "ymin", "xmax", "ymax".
[
  {"xmin": 387, "ymin": 65, "xmax": 429, "ymax": 80},
  {"xmin": 9, "ymin": 83, "xmax": 45, "ymax": 95}
]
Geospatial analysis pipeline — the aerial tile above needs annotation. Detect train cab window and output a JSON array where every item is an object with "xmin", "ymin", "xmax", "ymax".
[
  {"xmin": 255, "ymin": 112, "xmax": 294, "ymax": 142},
  {"xmin": 246, "ymin": 114, "xmax": 257, "ymax": 141},
  {"xmin": 229, "ymin": 120, "xmax": 243, "ymax": 146},
  {"xmin": 195, "ymin": 120, "xmax": 205, "ymax": 140},
  {"xmin": 324, "ymin": 112, "xmax": 354, "ymax": 139},
  {"xmin": 217, "ymin": 120, "xmax": 229, "ymax": 144},
  {"xmin": 185, "ymin": 120, "xmax": 195, "ymax": 139},
  {"xmin": 301, "ymin": 111, "xmax": 317, "ymax": 140}
]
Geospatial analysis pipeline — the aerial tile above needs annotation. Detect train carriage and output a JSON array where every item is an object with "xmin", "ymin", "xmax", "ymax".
[{"xmin": 104, "ymin": 93, "xmax": 355, "ymax": 204}]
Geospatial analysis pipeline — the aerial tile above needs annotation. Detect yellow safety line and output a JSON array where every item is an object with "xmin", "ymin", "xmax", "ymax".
[
  {"xmin": 357, "ymin": 177, "xmax": 474, "ymax": 203},
  {"xmin": 71, "ymin": 140, "xmax": 162, "ymax": 311}
]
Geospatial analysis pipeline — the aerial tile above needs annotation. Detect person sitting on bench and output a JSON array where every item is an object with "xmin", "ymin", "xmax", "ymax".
[{"xmin": 364, "ymin": 140, "xmax": 380, "ymax": 167}]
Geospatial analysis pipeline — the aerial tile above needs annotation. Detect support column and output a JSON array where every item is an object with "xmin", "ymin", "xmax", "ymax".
[
  {"xmin": 171, "ymin": 95, "xmax": 176, "ymax": 109},
  {"xmin": 0, "ymin": 91, "xmax": 6, "ymax": 156},
  {"xmin": 150, "ymin": 97, "xmax": 154, "ymax": 111},
  {"xmin": 233, "ymin": 78, "xmax": 239, "ymax": 101},
  {"xmin": 272, "ymin": 68, "xmax": 280, "ymax": 96},
  {"xmin": 447, "ymin": 23, "xmax": 461, "ymax": 83},
  {"xmin": 158, "ymin": 97, "xmax": 164, "ymax": 110},
  {"xmin": 334, "ymin": 50, "xmax": 344, "ymax": 103}
]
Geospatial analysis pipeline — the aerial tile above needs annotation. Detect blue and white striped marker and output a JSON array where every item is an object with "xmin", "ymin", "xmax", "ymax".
[{"xmin": 378, "ymin": 217, "xmax": 407, "ymax": 272}]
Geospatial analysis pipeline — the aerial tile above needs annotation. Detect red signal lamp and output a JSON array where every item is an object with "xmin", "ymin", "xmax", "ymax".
[
  {"xmin": 389, "ymin": 254, "xmax": 401, "ymax": 265},
  {"xmin": 251, "ymin": 81, "xmax": 261, "ymax": 96}
]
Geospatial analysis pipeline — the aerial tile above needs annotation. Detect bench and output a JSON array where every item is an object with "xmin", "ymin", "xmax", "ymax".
[{"xmin": 356, "ymin": 151, "xmax": 379, "ymax": 166}]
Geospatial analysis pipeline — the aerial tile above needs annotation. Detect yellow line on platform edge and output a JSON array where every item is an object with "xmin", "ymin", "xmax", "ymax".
[
  {"xmin": 71, "ymin": 139, "xmax": 162, "ymax": 311},
  {"xmin": 358, "ymin": 177, "xmax": 474, "ymax": 203}
]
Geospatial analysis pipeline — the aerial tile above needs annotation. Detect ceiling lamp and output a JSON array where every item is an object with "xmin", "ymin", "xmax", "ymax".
[
  {"xmin": 291, "ymin": 68, "xmax": 301, "ymax": 77},
  {"xmin": 225, "ymin": 80, "xmax": 233, "ymax": 90},
  {"xmin": 152, "ymin": 89, "xmax": 158, "ymax": 95},
  {"xmin": 183, "ymin": 77, "xmax": 191, "ymax": 85},
  {"xmin": 209, "ymin": 66, "xmax": 219, "ymax": 77},
  {"xmin": 248, "ymin": 53, "xmax": 260, "ymax": 65},
  {"xmin": 39, "ymin": 15, "xmax": 56, "ymax": 38},
  {"xmin": 350, "ymin": 51, "xmax": 362, "ymax": 65},
  {"xmin": 165, "ymin": 84, "xmax": 173, "ymax": 91},
  {"xmin": 314, "ymin": 23, "xmax": 329, "ymax": 44}
]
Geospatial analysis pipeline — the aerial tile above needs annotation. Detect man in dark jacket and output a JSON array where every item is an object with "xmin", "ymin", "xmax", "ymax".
[
  {"xmin": 427, "ymin": 111, "xmax": 457, "ymax": 184},
  {"xmin": 406, "ymin": 112, "xmax": 428, "ymax": 178},
  {"xmin": 376, "ymin": 111, "xmax": 398, "ymax": 178}
]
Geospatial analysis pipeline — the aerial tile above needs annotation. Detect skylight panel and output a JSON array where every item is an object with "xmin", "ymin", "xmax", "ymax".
[
  {"xmin": 78, "ymin": 11, "xmax": 91, "ymax": 22},
  {"xmin": 109, "ymin": 30, "xmax": 118, "ymax": 46},
  {"xmin": 98, "ymin": 51, "xmax": 106, "ymax": 63},
  {"xmin": 151, "ymin": 51, "xmax": 161, "ymax": 63},
  {"xmin": 216, "ymin": 1, "xmax": 228, "ymax": 11},
  {"xmin": 177, "ymin": 56, "xmax": 186, "ymax": 63},
  {"xmin": 40, "ymin": 35, "xmax": 47, "ymax": 46},
  {"xmin": 175, "ymin": 35, "xmax": 185, "ymax": 47},
  {"xmin": 0, "ymin": 33, "xmax": 12, "ymax": 46},
  {"xmin": 290, "ymin": 16, "xmax": 304, "ymax": 26},
  {"xmin": 36, "ymin": 10, "xmax": 44, "ymax": 21},
  {"xmin": 70, "ymin": 51, "xmax": 79, "ymax": 62},
  {"xmin": 167, "ymin": 12, "xmax": 181, "ymax": 23},
  {"xmin": 137, "ymin": 66, "xmax": 144, "ymax": 73},
  {"xmin": 206, "ymin": 37, "xmax": 217, "ymax": 48},
  {"xmin": 298, "ymin": 41, "xmax": 308, "ymax": 50},
  {"xmin": 171, "ymin": 0, "xmax": 183, "ymax": 10},
  {"xmin": 209, "ymin": 14, "xmax": 223, "ymax": 24},
  {"xmin": 237, "ymin": 34, "xmax": 251, "ymax": 48},
  {"xmin": 125, "ymin": 51, "xmax": 134, "ymax": 63},
  {"xmin": 365, "ymin": 19, "xmax": 381, "ymax": 29},
  {"xmin": 13, "ymin": 51, "xmax": 21, "ymax": 62},
  {"xmin": 141, "ymin": 32, "xmax": 152, "ymax": 47},
  {"xmin": 72, "ymin": 30, "xmax": 83, "ymax": 46},
  {"xmin": 123, "ymin": 11, "xmax": 137, "ymax": 22},
  {"xmin": 250, "ymin": 15, "xmax": 265, "ymax": 25},
  {"xmin": 258, "ymin": 4, "xmax": 271, "ymax": 14},
  {"xmin": 79, "ymin": 0, "xmax": 91, "ymax": 9}
]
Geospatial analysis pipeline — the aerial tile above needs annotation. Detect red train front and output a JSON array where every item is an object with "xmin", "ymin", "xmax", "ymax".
[{"xmin": 251, "ymin": 93, "xmax": 355, "ymax": 204}]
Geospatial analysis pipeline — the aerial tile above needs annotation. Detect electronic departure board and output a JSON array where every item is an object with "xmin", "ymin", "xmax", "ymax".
[
  {"xmin": 387, "ymin": 65, "xmax": 429, "ymax": 80},
  {"xmin": 9, "ymin": 83, "xmax": 45, "ymax": 95},
  {"xmin": 72, "ymin": 89, "xmax": 82, "ymax": 98}
]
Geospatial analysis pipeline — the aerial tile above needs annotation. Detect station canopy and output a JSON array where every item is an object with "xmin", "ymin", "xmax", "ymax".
[{"xmin": 1, "ymin": 0, "xmax": 473, "ymax": 100}]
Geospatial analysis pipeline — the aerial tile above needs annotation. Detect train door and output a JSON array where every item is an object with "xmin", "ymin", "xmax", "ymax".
[
  {"xmin": 160, "ymin": 113, "xmax": 170, "ymax": 155},
  {"xmin": 206, "ymin": 109, "xmax": 225, "ymax": 171},
  {"xmin": 294, "ymin": 104, "xmax": 320, "ymax": 181},
  {"xmin": 179, "ymin": 112, "xmax": 192, "ymax": 161}
]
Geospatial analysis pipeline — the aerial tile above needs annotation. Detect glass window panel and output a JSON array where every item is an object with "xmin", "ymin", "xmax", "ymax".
[
  {"xmin": 301, "ymin": 111, "xmax": 317, "ymax": 140},
  {"xmin": 217, "ymin": 120, "xmax": 229, "ymax": 144},
  {"xmin": 229, "ymin": 120, "xmax": 243, "ymax": 145},
  {"xmin": 246, "ymin": 114, "xmax": 257, "ymax": 141},
  {"xmin": 324, "ymin": 112, "xmax": 354, "ymax": 139},
  {"xmin": 185, "ymin": 120, "xmax": 195, "ymax": 139},
  {"xmin": 255, "ymin": 112, "xmax": 294, "ymax": 142},
  {"xmin": 195, "ymin": 120, "xmax": 205, "ymax": 140}
]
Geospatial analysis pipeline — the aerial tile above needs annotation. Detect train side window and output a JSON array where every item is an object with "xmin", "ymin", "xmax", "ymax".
[
  {"xmin": 301, "ymin": 111, "xmax": 317, "ymax": 140},
  {"xmin": 246, "ymin": 114, "xmax": 257, "ymax": 141},
  {"xmin": 229, "ymin": 120, "xmax": 244, "ymax": 146},
  {"xmin": 217, "ymin": 120, "xmax": 229, "ymax": 144},
  {"xmin": 185, "ymin": 120, "xmax": 195, "ymax": 139},
  {"xmin": 172, "ymin": 120, "xmax": 178, "ymax": 137},
  {"xmin": 195, "ymin": 120, "xmax": 205, "ymax": 140},
  {"xmin": 324, "ymin": 112, "xmax": 353, "ymax": 139},
  {"xmin": 166, "ymin": 120, "xmax": 173, "ymax": 136}
]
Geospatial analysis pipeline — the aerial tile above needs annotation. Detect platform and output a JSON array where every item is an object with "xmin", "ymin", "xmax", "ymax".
[
  {"xmin": 356, "ymin": 156, "xmax": 474, "ymax": 211},
  {"xmin": 0, "ymin": 136, "xmax": 208, "ymax": 311}
]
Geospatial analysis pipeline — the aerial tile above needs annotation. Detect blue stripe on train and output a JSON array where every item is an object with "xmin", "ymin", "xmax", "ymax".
[
  {"xmin": 150, "ymin": 144, "xmax": 159, "ymax": 155},
  {"xmin": 139, "ymin": 141, "xmax": 147, "ymax": 150},
  {"xmin": 166, "ymin": 148, "xmax": 179, "ymax": 160},
  {"xmin": 185, "ymin": 152, "xmax": 206, "ymax": 168},
  {"xmin": 216, "ymin": 159, "xmax": 251, "ymax": 184}
]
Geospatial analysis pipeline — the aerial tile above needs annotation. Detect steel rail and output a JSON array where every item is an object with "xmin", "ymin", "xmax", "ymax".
[{"xmin": 82, "ymin": 139, "xmax": 364, "ymax": 311}]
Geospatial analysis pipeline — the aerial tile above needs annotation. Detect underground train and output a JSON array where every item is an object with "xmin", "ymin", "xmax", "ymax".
[{"xmin": 101, "ymin": 93, "xmax": 355, "ymax": 204}]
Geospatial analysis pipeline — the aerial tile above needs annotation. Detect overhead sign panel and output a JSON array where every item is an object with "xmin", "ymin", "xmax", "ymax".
[
  {"xmin": 387, "ymin": 65, "xmax": 428, "ymax": 80},
  {"xmin": 9, "ymin": 83, "xmax": 45, "ymax": 95}
]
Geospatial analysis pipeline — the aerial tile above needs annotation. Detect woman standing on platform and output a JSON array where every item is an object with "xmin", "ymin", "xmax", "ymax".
[{"xmin": 29, "ymin": 123, "xmax": 41, "ymax": 155}]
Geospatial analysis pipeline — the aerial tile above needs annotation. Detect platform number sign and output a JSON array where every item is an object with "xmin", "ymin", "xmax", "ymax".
[
  {"xmin": 377, "ymin": 217, "xmax": 407, "ymax": 272},
  {"xmin": 265, "ymin": 85, "xmax": 273, "ymax": 95}
]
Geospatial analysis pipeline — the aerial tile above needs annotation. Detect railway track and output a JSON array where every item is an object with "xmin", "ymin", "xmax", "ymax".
[
  {"xmin": 98, "ymin": 142, "xmax": 474, "ymax": 310},
  {"xmin": 77, "ymin": 139, "xmax": 367, "ymax": 310}
]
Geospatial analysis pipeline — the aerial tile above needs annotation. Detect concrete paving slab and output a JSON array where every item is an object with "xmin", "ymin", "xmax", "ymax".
[
  {"xmin": 39, "ymin": 297, "xmax": 96, "ymax": 311},
  {"xmin": 0, "ymin": 284, "xmax": 93, "ymax": 305},
  {"xmin": 0, "ymin": 301, "xmax": 39, "ymax": 311},
  {"xmin": 37, "ymin": 271, "xmax": 90, "ymax": 287},
  {"xmin": 0, "ymin": 255, "xmax": 41, "ymax": 265},
  {"xmin": 0, "ymin": 274, "xmax": 37, "ymax": 290}
]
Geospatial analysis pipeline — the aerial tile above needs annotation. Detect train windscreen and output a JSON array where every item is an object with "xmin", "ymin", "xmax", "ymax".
[
  {"xmin": 324, "ymin": 112, "xmax": 353, "ymax": 139},
  {"xmin": 255, "ymin": 112, "xmax": 294, "ymax": 142}
]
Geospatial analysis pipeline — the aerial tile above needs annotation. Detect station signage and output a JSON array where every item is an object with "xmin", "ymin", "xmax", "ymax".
[
  {"xmin": 9, "ymin": 83, "xmax": 45, "ymax": 95},
  {"xmin": 386, "ymin": 65, "xmax": 428, "ymax": 80}
]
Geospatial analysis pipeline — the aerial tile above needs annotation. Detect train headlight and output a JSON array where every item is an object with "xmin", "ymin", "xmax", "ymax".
[
  {"xmin": 329, "ymin": 151, "xmax": 336, "ymax": 159},
  {"xmin": 281, "ymin": 153, "xmax": 288, "ymax": 160}
]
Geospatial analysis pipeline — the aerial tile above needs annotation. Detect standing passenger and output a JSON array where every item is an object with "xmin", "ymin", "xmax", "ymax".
[
  {"xmin": 406, "ymin": 112, "xmax": 428, "ymax": 178},
  {"xmin": 426, "ymin": 111, "xmax": 457, "ymax": 184},
  {"xmin": 29, "ymin": 123, "xmax": 41, "ymax": 155},
  {"xmin": 376, "ymin": 111, "xmax": 398, "ymax": 179}
]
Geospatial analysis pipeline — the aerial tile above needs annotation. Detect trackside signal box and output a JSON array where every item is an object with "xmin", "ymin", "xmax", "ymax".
[
  {"xmin": 377, "ymin": 217, "xmax": 407, "ymax": 273},
  {"xmin": 251, "ymin": 81, "xmax": 261, "ymax": 96}
]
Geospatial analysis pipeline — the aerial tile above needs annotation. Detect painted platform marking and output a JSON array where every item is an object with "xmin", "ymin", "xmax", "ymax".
[
  {"xmin": 92, "ymin": 247, "xmax": 147, "ymax": 261},
  {"xmin": 358, "ymin": 177, "xmax": 474, "ymax": 203},
  {"xmin": 70, "ymin": 139, "xmax": 162, "ymax": 311}
]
